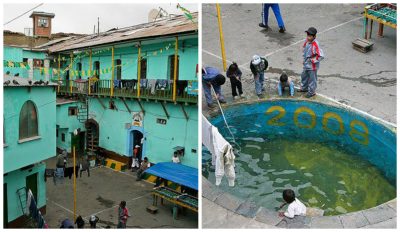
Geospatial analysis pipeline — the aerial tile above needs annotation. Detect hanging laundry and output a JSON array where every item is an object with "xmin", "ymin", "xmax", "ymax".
[
  {"xmin": 202, "ymin": 115, "xmax": 236, "ymax": 187},
  {"xmin": 26, "ymin": 189, "xmax": 47, "ymax": 228}
]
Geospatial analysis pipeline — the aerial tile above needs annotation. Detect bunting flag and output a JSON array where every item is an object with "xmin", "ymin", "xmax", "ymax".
[{"xmin": 177, "ymin": 4, "xmax": 193, "ymax": 21}]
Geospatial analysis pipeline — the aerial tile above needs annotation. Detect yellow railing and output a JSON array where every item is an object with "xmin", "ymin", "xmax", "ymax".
[{"xmin": 54, "ymin": 79, "xmax": 198, "ymax": 103}]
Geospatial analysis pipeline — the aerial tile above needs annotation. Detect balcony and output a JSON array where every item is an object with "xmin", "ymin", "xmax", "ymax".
[{"xmin": 54, "ymin": 78, "xmax": 198, "ymax": 104}]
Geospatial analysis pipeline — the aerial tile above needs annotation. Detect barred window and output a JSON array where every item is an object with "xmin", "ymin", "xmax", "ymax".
[{"xmin": 19, "ymin": 101, "xmax": 38, "ymax": 140}]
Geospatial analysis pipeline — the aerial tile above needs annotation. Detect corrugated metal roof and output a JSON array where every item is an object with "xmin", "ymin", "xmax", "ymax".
[{"xmin": 45, "ymin": 12, "xmax": 198, "ymax": 53}]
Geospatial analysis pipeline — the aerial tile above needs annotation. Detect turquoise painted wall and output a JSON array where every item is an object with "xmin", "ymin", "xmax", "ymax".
[
  {"xmin": 4, "ymin": 46, "xmax": 47, "ymax": 80},
  {"xmin": 4, "ymin": 86, "xmax": 57, "ymax": 173},
  {"xmin": 55, "ymin": 37, "xmax": 198, "ymax": 81},
  {"xmin": 4, "ymin": 163, "xmax": 46, "ymax": 223},
  {"xmin": 56, "ymin": 102, "xmax": 85, "ymax": 152},
  {"xmin": 57, "ymin": 97, "xmax": 198, "ymax": 168}
]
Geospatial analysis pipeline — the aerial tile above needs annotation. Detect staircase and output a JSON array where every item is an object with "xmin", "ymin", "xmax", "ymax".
[
  {"xmin": 16, "ymin": 187, "xmax": 35, "ymax": 228},
  {"xmin": 86, "ymin": 124, "xmax": 99, "ymax": 152},
  {"xmin": 77, "ymin": 96, "xmax": 88, "ymax": 123}
]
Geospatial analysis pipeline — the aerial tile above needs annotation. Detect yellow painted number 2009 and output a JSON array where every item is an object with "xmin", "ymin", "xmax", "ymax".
[{"xmin": 264, "ymin": 105, "xmax": 369, "ymax": 146}]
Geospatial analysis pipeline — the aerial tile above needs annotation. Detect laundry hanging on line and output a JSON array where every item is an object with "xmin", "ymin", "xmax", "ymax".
[{"xmin": 202, "ymin": 115, "xmax": 236, "ymax": 187}]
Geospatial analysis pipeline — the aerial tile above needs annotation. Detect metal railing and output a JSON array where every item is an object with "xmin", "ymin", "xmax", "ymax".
[{"xmin": 53, "ymin": 78, "xmax": 198, "ymax": 104}]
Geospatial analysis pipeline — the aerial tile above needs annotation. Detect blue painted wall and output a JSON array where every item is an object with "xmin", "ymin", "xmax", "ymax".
[{"xmin": 210, "ymin": 99, "xmax": 396, "ymax": 184}]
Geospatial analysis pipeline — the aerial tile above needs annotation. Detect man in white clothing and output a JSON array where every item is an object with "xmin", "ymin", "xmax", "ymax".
[{"xmin": 278, "ymin": 189, "xmax": 307, "ymax": 218}]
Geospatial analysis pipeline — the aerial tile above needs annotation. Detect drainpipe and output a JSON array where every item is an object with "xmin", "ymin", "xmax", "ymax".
[
  {"xmin": 172, "ymin": 36, "xmax": 178, "ymax": 102},
  {"xmin": 57, "ymin": 54, "xmax": 61, "ymax": 93},
  {"xmin": 70, "ymin": 52, "xmax": 73, "ymax": 94},
  {"xmin": 216, "ymin": 4, "xmax": 227, "ymax": 71},
  {"xmin": 111, "ymin": 46, "xmax": 115, "ymax": 97}
]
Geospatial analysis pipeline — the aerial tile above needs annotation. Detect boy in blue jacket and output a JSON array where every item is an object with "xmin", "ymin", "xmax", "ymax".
[{"xmin": 298, "ymin": 27, "xmax": 324, "ymax": 98}]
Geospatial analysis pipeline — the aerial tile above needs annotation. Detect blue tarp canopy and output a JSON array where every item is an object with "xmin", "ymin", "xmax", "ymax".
[{"xmin": 144, "ymin": 162, "xmax": 198, "ymax": 190}]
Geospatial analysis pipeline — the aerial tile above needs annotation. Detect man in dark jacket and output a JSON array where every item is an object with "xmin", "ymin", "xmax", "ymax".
[
  {"xmin": 202, "ymin": 66, "xmax": 227, "ymax": 108},
  {"xmin": 250, "ymin": 55, "xmax": 268, "ymax": 97}
]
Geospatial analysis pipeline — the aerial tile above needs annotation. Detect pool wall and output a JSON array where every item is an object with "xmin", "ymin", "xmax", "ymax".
[{"xmin": 210, "ymin": 99, "xmax": 396, "ymax": 184}]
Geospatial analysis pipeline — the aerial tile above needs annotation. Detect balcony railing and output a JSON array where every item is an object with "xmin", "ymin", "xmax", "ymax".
[{"xmin": 54, "ymin": 78, "xmax": 198, "ymax": 104}]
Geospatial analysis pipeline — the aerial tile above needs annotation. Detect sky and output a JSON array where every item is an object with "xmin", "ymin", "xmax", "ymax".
[{"xmin": 3, "ymin": 3, "xmax": 198, "ymax": 34}]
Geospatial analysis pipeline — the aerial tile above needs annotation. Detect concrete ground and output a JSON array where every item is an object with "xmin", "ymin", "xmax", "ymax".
[
  {"xmin": 43, "ymin": 156, "xmax": 197, "ymax": 228},
  {"xmin": 202, "ymin": 3, "xmax": 396, "ymax": 228},
  {"xmin": 202, "ymin": 3, "xmax": 396, "ymax": 123}
]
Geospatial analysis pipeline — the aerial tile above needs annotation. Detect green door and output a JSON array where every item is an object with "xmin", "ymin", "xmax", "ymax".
[
  {"xmin": 26, "ymin": 173, "xmax": 38, "ymax": 201},
  {"xmin": 71, "ymin": 132, "xmax": 85, "ymax": 155},
  {"xmin": 3, "ymin": 183, "xmax": 8, "ymax": 228}
]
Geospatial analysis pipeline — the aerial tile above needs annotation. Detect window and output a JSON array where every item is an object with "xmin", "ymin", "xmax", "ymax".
[
  {"xmin": 68, "ymin": 107, "xmax": 78, "ymax": 116},
  {"xmin": 109, "ymin": 101, "xmax": 116, "ymax": 110},
  {"xmin": 115, "ymin": 59, "xmax": 121, "ymax": 80},
  {"xmin": 38, "ymin": 18, "xmax": 49, "ymax": 27},
  {"xmin": 61, "ymin": 133, "xmax": 65, "ymax": 142},
  {"xmin": 140, "ymin": 58, "xmax": 147, "ymax": 79},
  {"xmin": 33, "ymin": 59, "xmax": 44, "ymax": 68},
  {"xmin": 168, "ymin": 55, "xmax": 180, "ymax": 80},
  {"xmin": 19, "ymin": 101, "xmax": 38, "ymax": 140},
  {"xmin": 56, "ymin": 128, "xmax": 59, "ymax": 138},
  {"xmin": 94, "ymin": 61, "xmax": 100, "ymax": 78},
  {"xmin": 77, "ymin": 62, "xmax": 82, "ymax": 79}
]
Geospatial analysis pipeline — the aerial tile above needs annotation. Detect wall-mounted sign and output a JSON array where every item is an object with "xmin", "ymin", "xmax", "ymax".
[
  {"xmin": 156, "ymin": 118, "xmax": 167, "ymax": 125},
  {"xmin": 132, "ymin": 112, "xmax": 144, "ymax": 127}
]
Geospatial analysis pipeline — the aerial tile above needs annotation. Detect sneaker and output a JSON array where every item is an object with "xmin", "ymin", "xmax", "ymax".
[
  {"xmin": 240, "ymin": 94, "xmax": 246, "ymax": 98},
  {"xmin": 257, "ymin": 94, "xmax": 264, "ymax": 98},
  {"xmin": 207, "ymin": 103, "xmax": 216, "ymax": 109},
  {"xmin": 218, "ymin": 99, "xmax": 227, "ymax": 104},
  {"xmin": 297, "ymin": 89, "xmax": 308, "ymax": 92},
  {"xmin": 233, "ymin": 96, "xmax": 240, "ymax": 100},
  {"xmin": 305, "ymin": 93, "xmax": 316, "ymax": 98},
  {"xmin": 259, "ymin": 23, "xmax": 269, "ymax": 29},
  {"xmin": 279, "ymin": 27, "xmax": 286, "ymax": 33}
]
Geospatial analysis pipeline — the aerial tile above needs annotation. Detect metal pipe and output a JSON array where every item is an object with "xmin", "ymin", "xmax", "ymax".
[
  {"xmin": 173, "ymin": 36, "xmax": 179, "ymax": 102},
  {"xmin": 216, "ymin": 4, "xmax": 227, "ymax": 71}
]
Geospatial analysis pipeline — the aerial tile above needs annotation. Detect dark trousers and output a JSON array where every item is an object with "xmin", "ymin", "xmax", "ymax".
[{"xmin": 229, "ymin": 77, "xmax": 243, "ymax": 96}]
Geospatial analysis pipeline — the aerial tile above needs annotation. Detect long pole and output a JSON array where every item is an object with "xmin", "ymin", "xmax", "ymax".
[
  {"xmin": 137, "ymin": 42, "xmax": 141, "ymax": 98},
  {"xmin": 216, "ymin": 4, "xmax": 227, "ymax": 71},
  {"xmin": 111, "ymin": 46, "xmax": 115, "ymax": 97},
  {"xmin": 73, "ymin": 146, "xmax": 77, "ymax": 221},
  {"xmin": 57, "ymin": 54, "xmax": 61, "ymax": 93},
  {"xmin": 172, "ymin": 36, "xmax": 179, "ymax": 102}
]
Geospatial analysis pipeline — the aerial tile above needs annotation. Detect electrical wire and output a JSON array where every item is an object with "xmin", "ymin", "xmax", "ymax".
[{"xmin": 4, "ymin": 3, "xmax": 44, "ymax": 26}]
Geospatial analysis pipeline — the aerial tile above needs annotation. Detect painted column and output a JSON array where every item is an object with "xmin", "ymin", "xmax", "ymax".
[
  {"xmin": 44, "ymin": 59, "xmax": 50, "ymax": 81},
  {"xmin": 137, "ymin": 42, "xmax": 141, "ymax": 98},
  {"xmin": 173, "ymin": 36, "xmax": 178, "ymax": 102},
  {"xmin": 28, "ymin": 58, "xmax": 33, "ymax": 80}
]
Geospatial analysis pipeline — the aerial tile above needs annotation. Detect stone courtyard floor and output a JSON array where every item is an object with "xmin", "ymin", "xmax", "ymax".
[{"xmin": 43, "ymin": 156, "xmax": 198, "ymax": 228}]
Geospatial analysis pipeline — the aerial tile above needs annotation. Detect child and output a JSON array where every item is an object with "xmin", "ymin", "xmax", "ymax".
[
  {"xmin": 226, "ymin": 62, "xmax": 244, "ymax": 100},
  {"xmin": 277, "ymin": 72, "xmax": 294, "ymax": 97},
  {"xmin": 250, "ymin": 55, "xmax": 268, "ymax": 98},
  {"xmin": 278, "ymin": 189, "xmax": 306, "ymax": 218},
  {"xmin": 298, "ymin": 27, "xmax": 324, "ymax": 98},
  {"xmin": 131, "ymin": 145, "xmax": 140, "ymax": 172},
  {"xmin": 117, "ymin": 201, "xmax": 130, "ymax": 228},
  {"xmin": 172, "ymin": 152, "xmax": 181, "ymax": 163}
]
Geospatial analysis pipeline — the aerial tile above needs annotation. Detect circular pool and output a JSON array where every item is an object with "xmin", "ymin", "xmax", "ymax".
[{"xmin": 202, "ymin": 99, "xmax": 396, "ymax": 216}]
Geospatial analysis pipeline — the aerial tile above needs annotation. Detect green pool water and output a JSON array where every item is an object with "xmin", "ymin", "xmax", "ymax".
[{"xmin": 203, "ymin": 136, "xmax": 396, "ymax": 216}]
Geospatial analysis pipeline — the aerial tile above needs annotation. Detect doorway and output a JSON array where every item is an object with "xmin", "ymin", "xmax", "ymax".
[
  {"xmin": 86, "ymin": 120, "xmax": 99, "ymax": 152},
  {"xmin": 26, "ymin": 173, "xmax": 38, "ymax": 201},
  {"xmin": 131, "ymin": 130, "xmax": 144, "ymax": 161}
]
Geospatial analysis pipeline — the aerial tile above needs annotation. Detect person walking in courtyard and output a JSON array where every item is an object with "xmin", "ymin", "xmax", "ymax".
[
  {"xmin": 78, "ymin": 156, "xmax": 90, "ymax": 177},
  {"xmin": 226, "ymin": 62, "xmax": 245, "ymax": 100},
  {"xmin": 277, "ymin": 72, "xmax": 295, "ymax": 97},
  {"xmin": 136, "ymin": 157, "xmax": 150, "ymax": 181},
  {"xmin": 259, "ymin": 4, "xmax": 286, "ymax": 33},
  {"xmin": 250, "ymin": 55, "xmax": 268, "ymax": 98},
  {"xmin": 202, "ymin": 66, "xmax": 227, "ymax": 109},
  {"xmin": 117, "ymin": 201, "xmax": 130, "ymax": 228},
  {"xmin": 298, "ymin": 27, "xmax": 324, "ymax": 98}
]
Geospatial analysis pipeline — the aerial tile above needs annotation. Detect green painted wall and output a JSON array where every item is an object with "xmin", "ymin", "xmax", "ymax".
[
  {"xmin": 56, "ymin": 102, "xmax": 85, "ymax": 153},
  {"xmin": 4, "ymin": 46, "xmax": 47, "ymax": 80},
  {"xmin": 4, "ymin": 163, "xmax": 46, "ymax": 223},
  {"xmin": 56, "ymin": 37, "xmax": 198, "ymax": 81},
  {"xmin": 56, "ymin": 97, "xmax": 198, "ymax": 168},
  {"xmin": 4, "ymin": 86, "xmax": 57, "ymax": 173}
]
